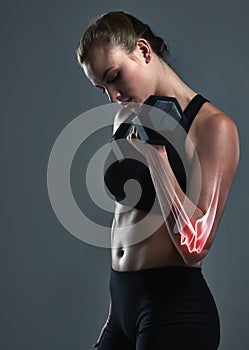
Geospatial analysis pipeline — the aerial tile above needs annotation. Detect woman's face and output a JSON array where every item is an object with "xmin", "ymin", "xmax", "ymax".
[{"xmin": 82, "ymin": 39, "xmax": 158, "ymax": 105}]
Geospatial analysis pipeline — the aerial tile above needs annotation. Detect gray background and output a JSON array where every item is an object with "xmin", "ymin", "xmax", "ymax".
[{"xmin": 1, "ymin": 0, "xmax": 248, "ymax": 349}]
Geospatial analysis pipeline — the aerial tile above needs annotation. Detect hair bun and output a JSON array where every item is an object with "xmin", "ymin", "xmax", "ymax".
[{"xmin": 155, "ymin": 35, "xmax": 169, "ymax": 60}]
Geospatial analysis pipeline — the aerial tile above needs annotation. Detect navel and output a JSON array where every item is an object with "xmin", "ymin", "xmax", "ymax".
[{"xmin": 117, "ymin": 248, "xmax": 124, "ymax": 258}]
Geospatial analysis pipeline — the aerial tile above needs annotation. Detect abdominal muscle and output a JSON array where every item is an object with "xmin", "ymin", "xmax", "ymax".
[
  {"xmin": 110, "ymin": 105, "xmax": 208, "ymax": 272},
  {"xmin": 111, "ymin": 202, "xmax": 202, "ymax": 271}
]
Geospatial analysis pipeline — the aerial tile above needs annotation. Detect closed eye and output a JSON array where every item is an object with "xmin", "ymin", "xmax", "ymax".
[{"xmin": 107, "ymin": 72, "xmax": 120, "ymax": 83}]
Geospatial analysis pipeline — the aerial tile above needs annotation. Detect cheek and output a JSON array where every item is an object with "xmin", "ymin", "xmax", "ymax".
[{"xmin": 123, "ymin": 69, "xmax": 150, "ymax": 95}]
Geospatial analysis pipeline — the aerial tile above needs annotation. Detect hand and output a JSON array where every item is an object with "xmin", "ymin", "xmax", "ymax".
[
  {"xmin": 127, "ymin": 125, "xmax": 167, "ymax": 158},
  {"xmin": 92, "ymin": 301, "xmax": 112, "ymax": 348},
  {"xmin": 92, "ymin": 322, "xmax": 107, "ymax": 348}
]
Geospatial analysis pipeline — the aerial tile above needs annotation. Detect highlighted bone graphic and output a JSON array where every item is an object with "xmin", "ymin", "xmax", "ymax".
[
  {"xmin": 144, "ymin": 145, "xmax": 222, "ymax": 255},
  {"xmin": 173, "ymin": 176, "xmax": 220, "ymax": 253}
]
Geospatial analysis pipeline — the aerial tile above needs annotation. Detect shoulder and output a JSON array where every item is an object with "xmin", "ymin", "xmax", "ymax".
[
  {"xmin": 194, "ymin": 102, "xmax": 239, "ymax": 149},
  {"xmin": 192, "ymin": 103, "xmax": 240, "ymax": 171}
]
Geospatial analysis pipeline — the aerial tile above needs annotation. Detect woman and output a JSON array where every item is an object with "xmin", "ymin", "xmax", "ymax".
[{"xmin": 76, "ymin": 11, "xmax": 239, "ymax": 349}]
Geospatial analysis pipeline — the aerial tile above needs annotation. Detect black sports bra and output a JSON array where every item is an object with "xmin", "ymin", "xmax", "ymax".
[{"xmin": 104, "ymin": 94, "xmax": 209, "ymax": 213}]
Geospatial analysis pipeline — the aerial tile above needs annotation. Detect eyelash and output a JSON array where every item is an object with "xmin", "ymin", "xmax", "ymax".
[
  {"xmin": 107, "ymin": 72, "xmax": 120, "ymax": 84},
  {"xmin": 98, "ymin": 72, "xmax": 120, "ymax": 94}
]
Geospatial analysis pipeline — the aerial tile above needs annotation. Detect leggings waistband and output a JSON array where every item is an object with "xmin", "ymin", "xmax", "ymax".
[
  {"xmin": 111, "ymin": 265, "xmax": 202, "ymax": 274},
  {"xmin": 110, "ymin": 265, "xmax": 205, "ymax": 294}
]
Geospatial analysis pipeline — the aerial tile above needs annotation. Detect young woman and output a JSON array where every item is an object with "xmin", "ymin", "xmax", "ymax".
[{"xmin": 76, "ymin": 11, "xmax": 239, "ymax": 349}]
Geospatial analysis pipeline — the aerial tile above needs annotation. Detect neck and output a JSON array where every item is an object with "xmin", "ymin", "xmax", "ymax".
[{"xmin": 155, "ymin": 60, "xmax": 197, "ymax": 111}]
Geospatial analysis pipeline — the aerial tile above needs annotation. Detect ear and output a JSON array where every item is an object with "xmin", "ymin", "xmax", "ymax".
[{"xmin": 136, "ymin": 38, "xmax": 152, "ymax": 63}]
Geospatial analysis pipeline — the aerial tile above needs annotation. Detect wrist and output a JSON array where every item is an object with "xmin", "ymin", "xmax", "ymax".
[{"xmin": 145, "ymin": 145, "xmax": 168, "ymax": 162}]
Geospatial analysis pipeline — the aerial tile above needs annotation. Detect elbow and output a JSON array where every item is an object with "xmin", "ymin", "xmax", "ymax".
[
  {"xmin": 177, "ymin": 219, "xmax": 213, "ymax": 265},
  {"xmin": 181, "ymin": 248, "xmax": 209, "ymax": 266}
]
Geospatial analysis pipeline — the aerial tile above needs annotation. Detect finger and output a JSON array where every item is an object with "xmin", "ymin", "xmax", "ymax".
[
  {"xmin": 130, "ymin": 125, "xmax": 136, "ymax": 137},
  {"xmin": 127, "ymin": 126, "xmax": 136, "ymax": 140},
  {"xmin": 134, "ymin": 127, "xmax": 140, "ymax": 139}
]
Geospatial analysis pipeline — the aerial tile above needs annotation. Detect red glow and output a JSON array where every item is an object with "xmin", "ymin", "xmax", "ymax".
[{"xmin": 178, "ymin": 177, "xmax": 220, "ymax": 254}]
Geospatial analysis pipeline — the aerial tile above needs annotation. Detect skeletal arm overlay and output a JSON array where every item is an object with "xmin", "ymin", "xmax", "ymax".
[
  {"xmin": 128, "ymin": 114, "xmax": 239, "ymax": 264},
  {"xmin": 146, "ymin": 147, "xmax": 221, "ymax": 255}
]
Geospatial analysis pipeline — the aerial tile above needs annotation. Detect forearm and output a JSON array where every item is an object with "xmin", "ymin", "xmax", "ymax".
[{"xmin": 145, "ymin": 147, "xmax": 220, "ymax": 264}]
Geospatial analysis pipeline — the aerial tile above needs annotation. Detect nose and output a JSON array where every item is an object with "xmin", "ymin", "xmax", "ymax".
[{"xmin": 106, "ymin": 88, "xmax": 122, "ymax": 103}]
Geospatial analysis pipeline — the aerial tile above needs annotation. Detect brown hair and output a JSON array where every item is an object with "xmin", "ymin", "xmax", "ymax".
[{"xmin": 76, "ymin": 11, "xmax": 169, "ymax": 65}]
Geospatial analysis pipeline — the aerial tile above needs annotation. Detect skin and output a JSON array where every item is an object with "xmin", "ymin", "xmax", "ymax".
[
  {"xmin": 83, "ymin": 38, "xmax": 239, "ymax": 269},
  {"xmin": 83, "ymin": 38, "xmax": 239, "ymax": 347}
]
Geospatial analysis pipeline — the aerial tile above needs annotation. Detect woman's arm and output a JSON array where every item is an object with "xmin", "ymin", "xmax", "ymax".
[
  {"xmin": 128, "ymin": 113, "xmax": 239, "ymax": 265},
  {"xmin": 92, "ymin": 300, "xmax": 112, "ymax": 348}
]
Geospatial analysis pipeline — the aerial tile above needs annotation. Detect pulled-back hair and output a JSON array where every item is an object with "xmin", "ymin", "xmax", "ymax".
[{"xmin": 76, "ymin": 11, "xmax": 169, "ymax": 65}]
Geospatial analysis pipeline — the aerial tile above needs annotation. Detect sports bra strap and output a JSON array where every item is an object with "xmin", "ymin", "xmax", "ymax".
[{"xmin": 183, "ymin": 94, "xmax": 209, "ymax": 132}]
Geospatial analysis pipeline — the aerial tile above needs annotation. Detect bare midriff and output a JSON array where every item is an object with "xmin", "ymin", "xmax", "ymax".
[
  {"xmin": 109, "ymin": 102, "xmax": 219, "ymax": 272},
  {"xmin": 111, "ymin": 202, "xmax": 202, "ymax": 271}
]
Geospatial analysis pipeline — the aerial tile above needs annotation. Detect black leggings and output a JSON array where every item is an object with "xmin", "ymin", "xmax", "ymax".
[{"xmin": 97, "ymin": 266, "xmax": 220, "ymax": 350}]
